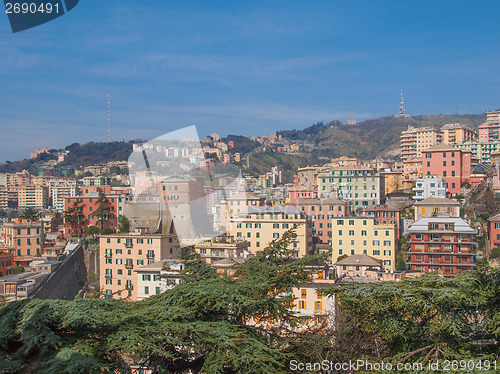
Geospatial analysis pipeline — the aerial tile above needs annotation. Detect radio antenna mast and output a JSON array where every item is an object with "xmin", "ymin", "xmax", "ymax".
[{"xmin": 107, "ymin": 90, "xmax": 111, "ymax": 142}]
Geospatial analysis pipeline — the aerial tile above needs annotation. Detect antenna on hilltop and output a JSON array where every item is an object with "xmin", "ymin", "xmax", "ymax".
[
  {"xmin": 107, "ymin": 90, "xmax": 111, "ymax": 143},
  {"xmin": 399, "ymin": 89, "xmax": 405, "ymax": 117}
]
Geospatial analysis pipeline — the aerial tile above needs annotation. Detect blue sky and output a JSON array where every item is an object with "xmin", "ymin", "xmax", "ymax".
[{"xmin": 1, "ymin": 0, "xmax": 500, "ymax": 161}]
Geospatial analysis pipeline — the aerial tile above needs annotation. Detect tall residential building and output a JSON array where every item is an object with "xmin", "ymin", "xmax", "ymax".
[
  {"xmin": 48, "ymin": 178, "xmax": 78, "ymax": 211},
  {"xmin": 99, "ymin": 231, "xmax": 179, "ymax": 301},
  {"xmin": 331, "ymin": 217, "xmax": 397, "ymax": 270},
  {"xmin": 287, "ymin": 197, "xmax": 350, "ymax": 244},
  {"xmin": 422, "ymin": 144, "xmax": 472, "ymax": 197},
  {"xmin": 229, "ymin": 206, "xmax": 313, "ymax": 257},
  {"xmin": 413, "ymin": 176, "xmax": 447, "ymax": 201},
  {"xmin": 17, "ymin": 185, "xmax": 49, "ymax": 208},
  {"xmin": 317, "ymin": 166, "xmax": 385, "ymax": 211},
  {"xmin": 440, "ymin": 123, "xmax": 477, "ymax": 144},
  {"xmin": 407, "ymin": 217, "xmax": 476, "ymax": 274},
  {"xmin": 401, "ymin": 125, "xmax": 442, "ymax": 162}
]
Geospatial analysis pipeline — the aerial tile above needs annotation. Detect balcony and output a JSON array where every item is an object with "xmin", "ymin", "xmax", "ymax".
[
  {"xmin": 125, "ymin": 263, "xmax": 133, "ymax": 269},
  {"xmin": 125, "ymin": 242, "xmax": 133, "ymax": 248},
  {"xmin": 146, "ymin": 253, "xmax": 155, "ymax": 259},
  {"xmin": 104, "ymin": 253, "xmax": 112, "ymax": 258},
  {"xmin": 125, "ymin": 284, "xmax": 133, "ymax": 290},
  {"xmin": 104, "ymin": 273, "xmax": 112, "ymax": 278}
]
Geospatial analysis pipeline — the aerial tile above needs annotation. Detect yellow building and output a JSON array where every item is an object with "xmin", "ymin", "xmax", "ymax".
[
  {"xmin": 382, "ymin": 171, "xmax": 403, "ymax": 194},
  {"xmin": 229, "ymin": 206, "xmax": 313, "ymax": 257},
  {"xmin": 401, "ymin": 126, "xmax": 442, "ymax": 162},
  {"xmin": 440, "ymin": 123, "xmax": 477, "ymax": 144},
  {"xmin": 17, "ymin": 185, "xmax": 49, "ymax": 208},
  {"xmin": 331, "ymin": 217, "xmax": 396, "ymax": 270}
]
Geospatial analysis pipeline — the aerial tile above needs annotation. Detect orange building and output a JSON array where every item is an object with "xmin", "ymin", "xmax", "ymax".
[
  {"xmin": 64, "ymin": 193, "xmax": 120, "ymax": 237},
  {"xmin": 0, "ymin": 250, "xmax": 14, "ymax": 277},
  {"xmin": 0, "ymin": 219, "xmax": 43, "ymax": 265},
  {"xmin": 99, "ymin": 230, "xmax": 179, "ymax": 301}
]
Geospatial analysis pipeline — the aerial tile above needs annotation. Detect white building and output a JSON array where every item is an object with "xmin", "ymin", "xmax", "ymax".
[
  {"xmin": 413, "ymin": 175, "xmax": 446, "ymax": 201},
  {"xmin": 134, "ymin": 259, "xmax": 184, "ymax": 301}
]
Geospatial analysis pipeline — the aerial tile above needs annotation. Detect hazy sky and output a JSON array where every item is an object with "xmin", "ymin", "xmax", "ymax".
[{"xmin": 1, "ymin": 0, "xmax": 500, "ymax": 161}]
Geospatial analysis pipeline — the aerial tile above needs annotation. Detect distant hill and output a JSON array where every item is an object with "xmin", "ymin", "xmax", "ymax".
[
  {"xmin": 0, "ymin": 140, "xmax": 139, "ymax": 174},
  {"xmin": 0, "ymin": 113, "xmax": 487, "ymax": 180},
  {"xmin": 241, "ymin": 113, "xmax": 486, "ymax": 182}
]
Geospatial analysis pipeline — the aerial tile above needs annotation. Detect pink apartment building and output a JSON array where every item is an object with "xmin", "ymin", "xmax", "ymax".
[
  {"xmin": 422, "ymin": 144, "xmax": 471, "ymax": 197},
  {"xmin": 287, "ymin": 197, "xmax": 350, "ymax": 244},
  {"xmin": 478, "ymin": 121, "xmax": 500, "ymax": 143}
]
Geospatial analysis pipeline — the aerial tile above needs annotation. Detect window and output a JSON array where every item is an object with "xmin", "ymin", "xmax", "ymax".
[
  {"xmin": 337, "ymin": 220, "xmax": 344, "ymax": 225},
  {"xmin": 384, "ymin": 240, "xmax": 391, "ymax": 246},
  {"xmin": 349, "ymin": 230, "xmax": 354, "ymax": 236},
  {"xmin": 373, "ymin": 240, "xmax": 380, "ymax": 246},
  {"xmin": 144, "ymin": 286, "xmax": 149, "ymax": 295},
  {"xmin": 301, "ymin": 289, "xmax": 307, "ymax": 298},
  {"xmin": 384, "ymin": 250, "xmax": 391, "ymax": 256},
  {"xmin": 443, "ymin": 171, "xmax": 447, "ymax": 177},
  {"xmin": 373, "ymin": 250, "xmax": 380, "ymax": 256},
  {"xmin": 349, "ymin": 220, "xmax": 354, "ymax": 225},
  {"xmin": 338, "ymin": 230, "xmax": 343, "ymax": 235}
]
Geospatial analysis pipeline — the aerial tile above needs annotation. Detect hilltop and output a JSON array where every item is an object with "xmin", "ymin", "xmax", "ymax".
[{"xmin": 0, "ymin": 113, "xmax": 487, "ymax": 181}]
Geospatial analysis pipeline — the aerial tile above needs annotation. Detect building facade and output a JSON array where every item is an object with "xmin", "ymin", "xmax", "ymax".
[
  {"xmin": 99, "ymin": 232, "xmax": 179, "ymax": 301},
  {"xmin": 401, "ymin": 125, "xmax": 442, "ymax": 162},
  {"xmin": 407, "ymin": 217, "xmax": 476, "ymax": 274},
  {"xmin": 422, "ymin": 144, "xmax": 471, "ymax": 196},
  {"xmin": 331, "ymin": 217, "xmax": 397, "ymax": 270},
  {"xmin": 413, "ymin": 176, "xmax": 447, "ymax": 201},
  {"xmin": 229, "ymin": 206, "xmax": 313, "ymax": 257},
  {"xmin": 440, "ymin": 123, "xmax": 477, "ymax": 144}
]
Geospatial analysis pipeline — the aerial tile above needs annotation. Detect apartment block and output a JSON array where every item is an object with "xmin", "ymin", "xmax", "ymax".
[
  {"xmin": 99, "ymin": 232, "xmax": 179, "ymax": 301},
  {"xmin": 403, "ymin": 158, "xmax": 422, "ymax": 181},
  {"xmin": 331, "ymin": 217, "xmax": 397, "ymax": 270},
  {"xmin": 0, "ymin": 219, "xmax": 43, "ymax": 262},
  {"xmin": 401, "ymin": 125, "xmax": 442, "ymax": 162},
  {"xmin": 193, "ymin": 235, "xmax": 249, "ymax": 264},
  {"xmin": 219, "ymin": 192, "xmax": 266, "ymax": 231},
  {"xmin": 229, "ymin": 206, "xmax": 313, "ymax": 257},
  {"xmin": 413, "ymin": 176, "xmax": 447, "ymax": 201},
  {"xmin": 407, "ymin": 217, "xmax": 476, "ymax": 274},
  {"xmin": 17, "ymin": 185, "xmax": 49, "ymax": 208},
  {"xmin": 48, "ymin": 178, "xmax": 78, "ymax": 211},
  {"xmin": 0, "ymin": 189, "xmax": 8, "ymax": 209},
  {"xmin": 287, "ymin": 197, "xmax": 350, "ymax": 244},
  {"xmin": 422, "ymin": 144, "xmax": 471, "ymax": 196},
  {"xmin": 82, "ymin": 176, "xmax": 110, "ymax": 187},
  {"xmin": 478, "ymin": 121, "xmax": 500, "ymax": 143},
  {"xmin": 454, "ymin": 140, "xmax": 500, "ymax": 165},
  {"xmin": 317, "ymin": 166, "xmax": 385, "ymax": 211},
  {"xmin": 440, "ymin": 123, "xmax": 477, "ymax": 144},
  {"xmin": 361, "ymin": 205, "xmax": 401, "ymax": 239}
]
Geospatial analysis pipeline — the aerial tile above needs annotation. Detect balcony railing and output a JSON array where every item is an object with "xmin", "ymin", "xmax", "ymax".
[
  {"xmin": 146, "ymin": 253, "xmax": 155, "ymax": 259},
  {"xmin": 104, "ymin": 273, "xmax": 112, "ymax": 278},
  {"xmin": 125, "ymin": 263, "xmax": 133, "ymax": 269},
  {"xmin": 104, "ymin": 253, "xmax": 112, "ymax": 258}
]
